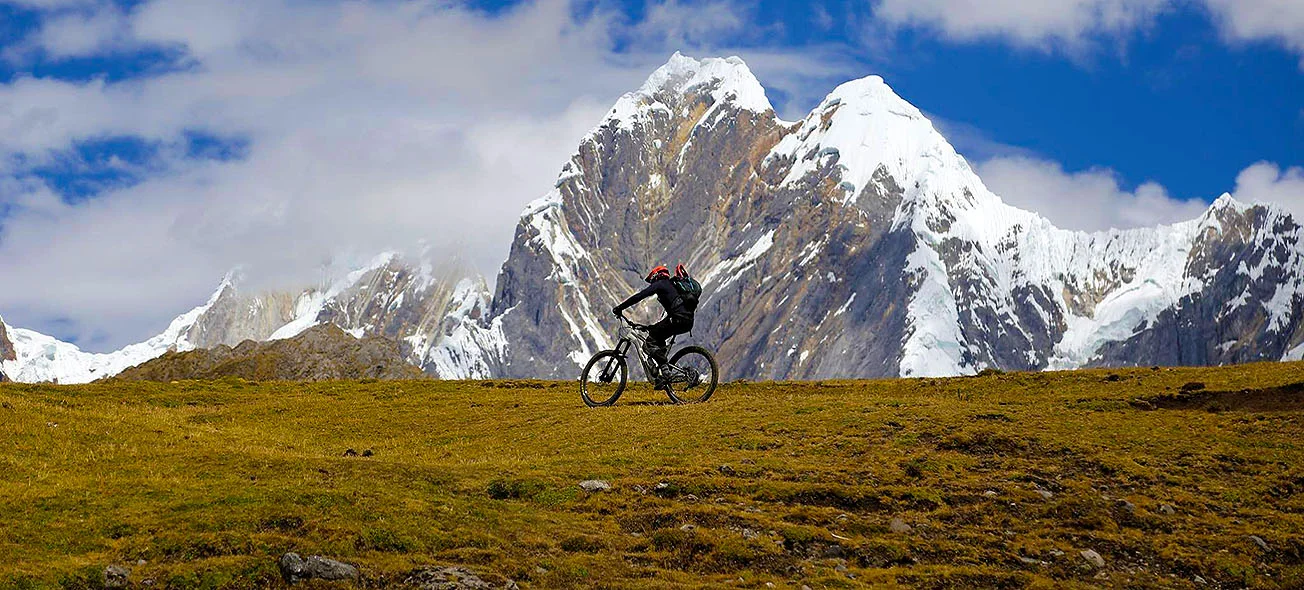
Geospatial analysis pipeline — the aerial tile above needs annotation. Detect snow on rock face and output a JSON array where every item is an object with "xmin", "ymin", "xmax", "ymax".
[
  {"xmin": 487, "ymin": 53, "xmax": 1304, "ymax": 379},
  {"xmin": 0, "ymin": 276, "xmax": 233, "ymax": 383},
  {"xmin": 606, "ymin": 52, "xmax": 774, "ymax": 127}
]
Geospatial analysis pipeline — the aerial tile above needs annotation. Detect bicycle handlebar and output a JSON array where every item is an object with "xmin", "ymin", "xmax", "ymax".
[{"xmin": 617, "ymin": 314, "xmax": 651, "ymax": 331}]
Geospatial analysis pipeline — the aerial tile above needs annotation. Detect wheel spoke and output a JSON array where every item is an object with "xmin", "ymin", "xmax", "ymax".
[
  {"xmin": 664, "ymin": 347, "xmax": 718, "ymax": 404},
  {"xmin": 581, "ymin": 351, "xmax": 627, "ymax": 407}
]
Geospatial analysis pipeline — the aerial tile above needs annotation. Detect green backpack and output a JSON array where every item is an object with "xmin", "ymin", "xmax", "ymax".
[{"xmin": 672, "ymin": 264, "xmax": 702, "ymax": 312}]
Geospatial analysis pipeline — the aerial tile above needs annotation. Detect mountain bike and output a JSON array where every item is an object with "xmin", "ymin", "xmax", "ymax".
[{"xmin": 579, "ymin": 316, "xmax": 719, "ymax": 407}]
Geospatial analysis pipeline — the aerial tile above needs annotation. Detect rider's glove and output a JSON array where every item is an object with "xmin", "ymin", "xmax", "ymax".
[{"xmin": 611, "ymin": 306, "xmax": 622, "ymax": 317}]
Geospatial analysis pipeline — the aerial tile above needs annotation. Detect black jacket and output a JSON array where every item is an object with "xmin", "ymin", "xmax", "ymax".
[{"xmin": 614, "ymin": 278, "xmax": 691, "ymax": 321}]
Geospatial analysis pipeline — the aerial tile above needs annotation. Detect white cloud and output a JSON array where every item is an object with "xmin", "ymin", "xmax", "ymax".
[
  {"xmin": 1205, "ymin": 0, "xmax": 1304, "ymax": 67},
  {"xmin": 0, "ymin": 0, "xmax": 849, "ymax": 349},
  {"xmin": 873, "ymin": 0, "xmax": 1304, "ymax": 63},
  {"xmin": 1230, "ymin": 161, "xmax": 1304, "ymax": 219},
  {"xmin": 873, "ymin": 0, "xmax": 1172, "ymax": 52},
  {"xmin": 975, "ymin": 155, "xmax": 1209, "ymax": 231}
]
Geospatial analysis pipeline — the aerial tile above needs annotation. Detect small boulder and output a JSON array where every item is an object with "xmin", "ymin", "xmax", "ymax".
[
  {"xmin": 578, "ymin": 480, "xmax": 610, "ymax": 493},
  {"xmin": 1116, "ymin": 499, "xmax": 1136, "ymax": 513},
  {"xmin": 1080, "ymin": 549, "xmax": 1106, "ymax": 569},
  {"xmin": 983, "ymin": 490, "xmax": 998, "ymax": 498},
  {"xmin": 279, "ymin": 553, "xmax": 359, "ymax": 584},
  {"xmin": 104, "ymin": 565, "xmax": 130, "ymax": 588},
  {"xmin": 888, "ymin": 517, "xmax": 912, "ymax": 534},
  {"xmin": 718, "ymin": 464, "xmax": 736, "ymax": 476},
  {"xmin": 1158, "ymin": 504, "xmax": 1176, "ymax": 515},
  {"xmin": 1035, "ymin": 489, "xmax": 1054, "ymax": 500},
  {"xmin": 1249, "ymin": 535, "xmax": 1270, "ymax": 552}
]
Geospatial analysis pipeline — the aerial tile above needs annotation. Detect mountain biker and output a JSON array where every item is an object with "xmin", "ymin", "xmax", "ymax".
[{"xmin": 612, "ymin": 264, "xmax": 694, "ymax": 374}]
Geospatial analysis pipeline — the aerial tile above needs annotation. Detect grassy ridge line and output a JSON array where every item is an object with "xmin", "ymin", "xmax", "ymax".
[{"xmin": 0, "ymin": 364, "xmax": 1301, "ymax": 588}]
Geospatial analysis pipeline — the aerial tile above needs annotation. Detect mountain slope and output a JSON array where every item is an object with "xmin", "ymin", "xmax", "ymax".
[
  {"xmin": 112, "ymin": 324, "xmax": 423, "ymax": 382},
  {"xmin": 0, "ymin": 255, "xmax": 496, "ymax": 383},
  {"xmin": 482, "ymin": 53, "xmax": 1304, "ymax": 379}
]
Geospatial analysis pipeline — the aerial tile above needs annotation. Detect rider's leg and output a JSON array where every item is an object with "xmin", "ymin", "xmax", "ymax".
[{"xmin": 645, "ymin": 319, "xmax": 674, "ymax": 367}]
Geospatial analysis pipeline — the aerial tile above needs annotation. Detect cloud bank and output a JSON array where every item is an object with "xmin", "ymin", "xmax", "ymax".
[
  {"xmin": 0, "ymin": 0, "xmax": 848, "ymax": 350},
  {"xmin": 874, "ymin": 0, "xmax": 1304, "ymax": 63}
]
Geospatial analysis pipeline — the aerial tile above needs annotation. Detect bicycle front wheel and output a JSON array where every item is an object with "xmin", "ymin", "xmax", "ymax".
[
  {"xmin": 580, "ymin": 350, "xmax": 627, "ymax": 407},
  {"xmin": 664, "ymin": 346, "xmax": 719, "ymax": 404}
]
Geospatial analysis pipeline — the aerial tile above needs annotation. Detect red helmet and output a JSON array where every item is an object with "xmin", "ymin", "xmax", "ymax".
[
  {"xmin": 645, "ymin": 265, "xmax": 670, "ymax": 283},
  {"xmin": 675, "ymin": 264, "xmax": 689, "ymax": 279}
]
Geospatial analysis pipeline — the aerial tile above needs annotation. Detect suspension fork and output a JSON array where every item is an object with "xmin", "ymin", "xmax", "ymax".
[{"xmin": 605, "ymin": 338, "xmax": 632, "ymax": 381}]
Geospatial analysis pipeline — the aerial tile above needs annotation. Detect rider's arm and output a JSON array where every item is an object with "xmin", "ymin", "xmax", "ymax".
[{"xmin": 613, "ymin": 283, "xmax": 658, "ymax": 314}]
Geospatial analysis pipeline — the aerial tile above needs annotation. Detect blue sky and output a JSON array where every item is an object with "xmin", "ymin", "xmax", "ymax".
[{"xmin": 0, "ymin": 0, "xmax": 1300, "ymax": 349}]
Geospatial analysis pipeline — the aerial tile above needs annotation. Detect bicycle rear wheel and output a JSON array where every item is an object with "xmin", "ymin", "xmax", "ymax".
[
  {"xmin": 664, "ymin": 346, "xmax": 719, "ymax": 404},
  {"xmin": 580, "ymin": 350, "xmax": 627, "ymax": 407}
]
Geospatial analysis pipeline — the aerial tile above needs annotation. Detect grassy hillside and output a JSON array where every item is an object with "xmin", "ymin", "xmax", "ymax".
[{"xmin": 3, "ymin": 364, "xmax": 1303, "ymax": 588}]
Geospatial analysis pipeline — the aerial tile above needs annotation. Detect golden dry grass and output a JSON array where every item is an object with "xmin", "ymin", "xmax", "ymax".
[{"xmin": 2, "ymin": 363, "xmax": 1304, "ymax": 588}]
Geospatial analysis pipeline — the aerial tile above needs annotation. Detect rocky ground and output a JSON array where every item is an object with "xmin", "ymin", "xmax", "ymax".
[
  {"xmin": 110, "ymin": 324, "xmax": 424, "ymax": 382},
  {"xmin": 2, "ymin": 363, "xmax": 1303, "ymax": 588}
]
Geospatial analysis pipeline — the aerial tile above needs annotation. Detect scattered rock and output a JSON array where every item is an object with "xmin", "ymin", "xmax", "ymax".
[
  {"xmin": 983, "ymin": 490, "xmax": 998, "ymax": 497},
  {"xmin": 104, "ymin": 565, "xmax": 130, "ymax": 588},
  {"xmin": 1249, "ymin": 535, "xmax": 1271, "ymax": 552},
  {"xmin": 834, "ymin": 563, "xmax": 848, "ymax": 573},
  {"xmin": 1019, "ymin": 557, "xmax": 1041, "ymax": 566},
  {"xmin": 685, "ymin": 494, "xmax": 700, "ymax": 502},
  {"xmin": 343, "ymin": 449, "xmax": 358, "ymax": 457},
  {"xmin": 362, "ymin": 449, "xmax": 374, "ymax": 457},
  {"xmin": 679, "ymin": 524, "xmax": 697, "ymax": 532},
  {"xmin": 766, "ymin": 583, "xmax": 776, "ymax": 588},
  {"xmin": 1116, "ymin": 499, "xmax": 1136, "ymax": 513},
  {"xmin": 836, "ymin": 513, "xmax": 849, "ymax": 522},
  {"xmin": 279, "ymin": 553, "xmax": 359, "ymax": 584},
  {"xmin": 718, "ymin": 464, "xmax": 736, "ymax": 476},
  {"xmin": 578, "ymin": 480, "xmax": 610, "ymax": 493},
  {"xmin": 1180, "ymin": 381, "xmax": 1206, "ymax": 393},
  {"xmin": 1035, "ymin": 489, "xmax": 1054, "ymax": 499},
  {"xmin": 1080, "ymin": 549, "xmax": 1106, "ymax": 569},
  {"xmin": 1158, "ymin": 504, "xmax": 1176, "ymax": 515},
  {"xmin": 1104, "ymin": 374, "xmax": 1122, "ymax": 382},
  {"xmin": 403, "ymin": 565, "xmax": 517, "ymax": 589},
  {"xmin": 1194, "ymin": 575, "xmax": 1207, "ymax": 584},
  {"xmin": 888, "ymin": 517, "xmax": 912, "ymax": 534}
]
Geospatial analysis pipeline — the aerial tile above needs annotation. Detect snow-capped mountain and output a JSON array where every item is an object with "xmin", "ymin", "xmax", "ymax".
[
  {"xmin": 0, "ymin": 254, "xmax": 497, "ymax": 383},
  {"xmin": 478, "ymin": 53, "xmax": 1304, "ymax": 379},
  {"xmin": 3, "ymin": 53, "xmax": 1301, "ymax": 383}
]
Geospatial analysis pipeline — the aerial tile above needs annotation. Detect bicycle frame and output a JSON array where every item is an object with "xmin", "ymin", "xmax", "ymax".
[
  {"xmin": 608, "ymin": 323, "xmax": 669, "ymax": 384},
  {"xmin": 605, "ymin": 318, "xmax": 697, "ymax": 388}
]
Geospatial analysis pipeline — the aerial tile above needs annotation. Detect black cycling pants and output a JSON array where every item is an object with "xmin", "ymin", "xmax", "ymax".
[{"xmin": 646, "ymin": 316, "xmax": 693, "ymax": 363}]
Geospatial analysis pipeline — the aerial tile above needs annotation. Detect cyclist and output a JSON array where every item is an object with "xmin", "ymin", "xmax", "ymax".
[{"xmin": 612, "ymin": 264, "xmax": 694, "ymax": 375}]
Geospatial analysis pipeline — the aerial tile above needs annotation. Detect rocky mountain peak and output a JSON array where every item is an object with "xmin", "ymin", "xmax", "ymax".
[
  {"xmin": 635, "ymin": 52, "xmax": 772, "ymax": 113},
  {"xmin": 765, "ymin": 71, "xmax": 997, "ymax": 225},
  {"xmin": 0, "ymin": 317, "xmax": 14, "ymax": 363}
]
